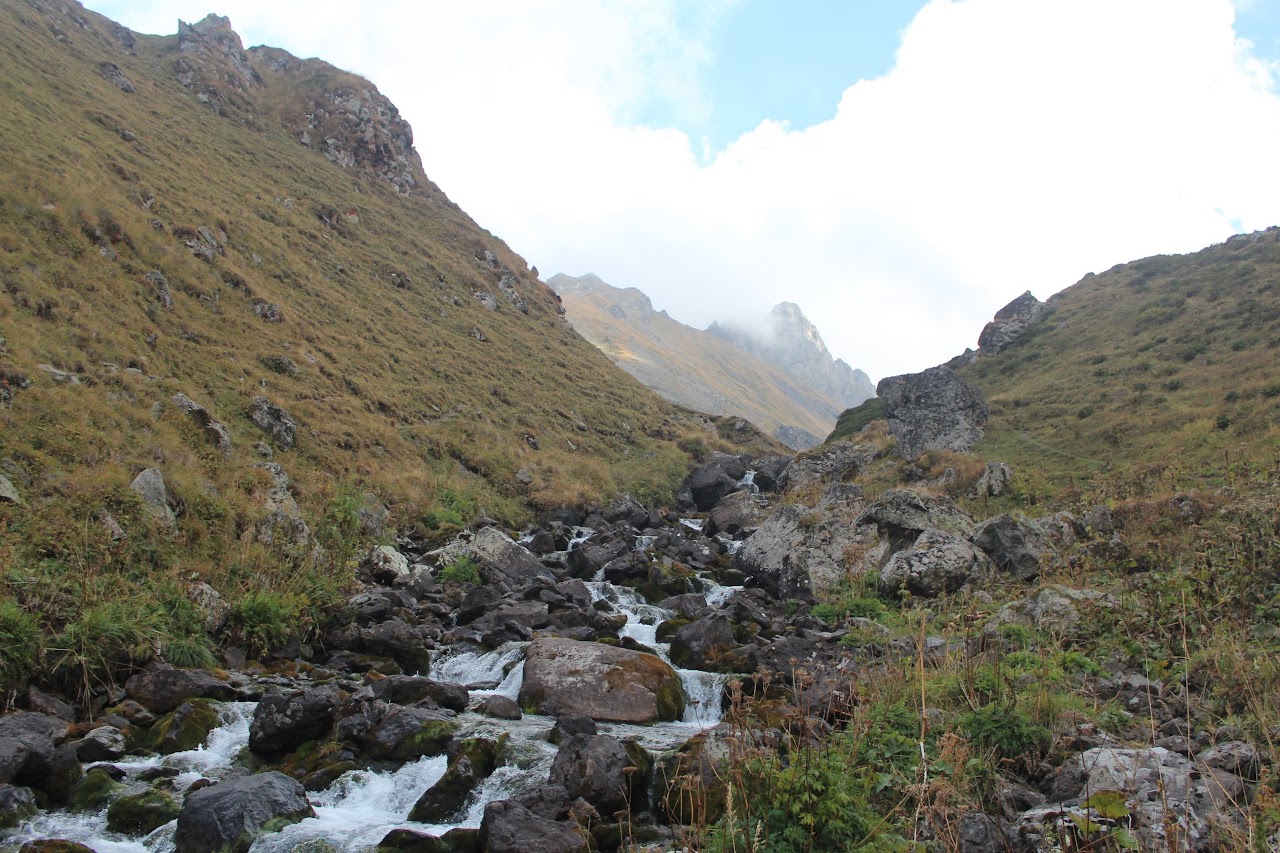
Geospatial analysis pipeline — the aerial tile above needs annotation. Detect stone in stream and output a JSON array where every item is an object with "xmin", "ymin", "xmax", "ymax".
[
  {"xmin": 548, "ymin": 733, "xmax": 651, "ymax": 815},
  {"xmin": 479, "ymin": 800, "xmax": 586, "ymax": 853},
  {"xmin": 518, "ymin": 637, "xmax": 685, "ymax": 724},
  {"xmin": 249, "ymin": 686, "xmax": 341, "ymax": 757},
  {"xmin": 173, "ymin": 771, "xmax": 314, "ymax": 853},
  {"xmin": 408, "ymin": 737, "xmax": 503, "ymax": 824},
  {"xmin": 124, "ymin": 663, "xmax": 236, "ymax": 713}
]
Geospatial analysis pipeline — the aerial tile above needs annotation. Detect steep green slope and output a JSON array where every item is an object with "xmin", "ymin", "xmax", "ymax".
[{"xmin": 0, "ymin": 1, "xmax": 772, "ymax": 685}]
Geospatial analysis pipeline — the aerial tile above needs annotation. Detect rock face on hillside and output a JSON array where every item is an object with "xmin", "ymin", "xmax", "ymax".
[
  {"xmin": 978, "ymin": 290, "xmax": 1047, "ymax": 354},
  {"xmin": 877, "ymin": 366, "xmax": 988, "ymax": 460}
]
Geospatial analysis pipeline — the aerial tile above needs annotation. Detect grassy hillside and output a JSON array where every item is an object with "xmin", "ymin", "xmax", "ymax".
[
  {"xmin": 0, "ymin": 1, "xmax": 776, "ymax": 692},
  {"xmin": 959, "ymin": 228, "xmax": 1280, "ymax": 501},
  {"xmin": 553, "ymin": 273, "xmax": 842, "ymax": 448}
]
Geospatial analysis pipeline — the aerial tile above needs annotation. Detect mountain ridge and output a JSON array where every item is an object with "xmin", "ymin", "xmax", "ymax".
[{"xmin": 553, "ymin": 273, "xmax": 872, "ymax": 449}]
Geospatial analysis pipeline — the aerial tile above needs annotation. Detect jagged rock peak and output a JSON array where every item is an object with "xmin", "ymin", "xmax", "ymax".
[
  {"xmin": 548, "ymin": 274, "xmax": 655, "ymax": 322},
  {"xmin": 708, "ymin": 303, "xmax": 874, "ymax": 410},
  {"xmin": 177, "ymin": 13, "xmax": 261, "ymax": 88},
  {"xmin": 978, "ymin": 290, "xmax": 1047, "ymax": 354}
]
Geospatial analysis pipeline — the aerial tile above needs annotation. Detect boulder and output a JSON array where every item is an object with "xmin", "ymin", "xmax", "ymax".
[
  {"xmin": 173, "ymin": 771, "xmax": 314, "ymax": 853},
  {"xmin": 371, "ymin": 677, "xmax": 468, "ymax": 712},
  {"xmin": 978, "ymin": 291, "xmax": 1046, "ymax": 354},
  {"xmin": 777, "ymin": 441, "xmax": 875, "ymax": 493},
  {"xmin": 476, "ymin": 695, "xmax": 521, "ymax": 720},
  {"xmin": 479, "ymin": 800, "xmax": 587, "ymax": 853},
  {"xmin": 146, "ymin": 700, "xmax": 220, "ymax": 754},
  {"xmin": 107, "ymin": 788, "xmax": 181, "ymax": 835},
  {"xmin": 707, "ymin": 490, "xmax": 769, "ymax": 538},
  {"xmin": 877, "ymin": 529, "xmax": 991, "ymax": 599},
  {"xmin": 856, "ymin": 489, "xmax": 976, "ymax": 542},
  {"xmin": 0, "ymin": 783, "xmax": 36, "ymax": 828},
  {"xmin": 408, "ymin": 737, "xmax": 503, "ymax": 823},
  {"xmin": 877, "ymin": 366, "xmax": 987, "ymax": 460},
  {"xmin": 363, "ymin": 707, "xmax": 457, "ymax": 762},
  {"xmin": 130, "ymin": 467, "xmax": 175, "ymax": 525},
  {"xmin": 735, "ymin": 504, "xmax": 869, "ymax": 600},
  {"xmin": 248, "ymin": 396, "xmax": 296, "ymax": 451},
  {"xmin": 601, "ymin": 494, "xmax": 650, "ymax": 530},
  {"xmin": 0, "ymin": 475, "xmax": 21, "ymax": 506},
  {"xmin": 125, "ymin": 664, "xmax": 236, "ymax": 713},
  {"xmin": 669, "ymin": 617, "xmax": 741, "ymax": 672},
  {"xmin": 171, "ymin": 393, "xmax": 233, "ymax": 457},
  {"xmin": 548, "ymin": 733, "xmax": 648, "ymax": 815},
  {"xmin": 377, "ymin": 828, "xmax": 481, "ymax": 853},
  {"xmin": 0, "ymin": 712, "xmax": 77, "ymax": 803},
  {"xmin": 549, "ymin": 715, "xmax": 597, "ymax": 744},
  {"xmin": 568, "ymin": 538, "xmax": 629, "ymax": 579},
  {"xmin": 432, "ymin": 527, "xmax": 556, "ymax": 590},
  {"xmin": 1019, "ymin": 746, "xmax": 1243, "ymax": 852},
  {"xmin": 70, "ymin": 726, "xmax": 127, "ymax": 763},
  {"xmin": 676, "ymin": 453, "xmax": 748, "ymax": 511},
  {"xmin": 69, "ymin": 766, "xmax": 122, "ymax": 811},
  {"xmin": 972, "ymin": 513, "xmax": 1057, "ymax": 581},
  {"xmin": 749, "ymin": 454, "xmax": 793, "ymax": 492},
  {"xmin": 519, "ymin": 638, "xmax": 685, "ymax": 724},
  {"xmin": 249, "ymin": 686, "xmax": 341, "ymax": 756},
  {"xmin": 971, "ymin": 462, "xmax": 1013, "ymax": 498},
  {"xmin": 986, "ymin": 586, "xmax": 1113, "ymax": 638},
  {"xmin": 364, "ymin": 545, "xmax": 410, "ymax": 584}
]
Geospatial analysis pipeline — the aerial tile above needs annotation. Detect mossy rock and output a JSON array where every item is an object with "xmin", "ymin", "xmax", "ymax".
[
  {"xmin": 146, "ymin": 699, "xmax": 221, "ymax": 754},
  {"xmin": 277, "ymin": 742, "xmax": 360, "ymax": 792},
  {"xmin": 106, "ymin": 788, "xmax": 180, "ymax": 835},
  {"xmin": 69, "ymin": 767, "xmax": 123, "ymax": 812},
  {"xmin": 655, "ymin": 617, "xmax": 689, "ymax": 643},
  {"xmin": 399, "ymin": 721, "xmax": 457, "ymax": 762},
  {"xmin": 19, "ymin": 842, "xmax": 97, "ymax": 853},
  {"xmin": 406, "ymin": 737, "xmax": 504, "ymax": 824},
  {"xmin": 377, "ymin": 827, "xmax": 481, "ymax": 853}
]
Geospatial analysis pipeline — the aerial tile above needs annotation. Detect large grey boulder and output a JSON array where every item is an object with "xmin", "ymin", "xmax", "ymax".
[
  {"xmin": 1017, "ymin": 747, "xmax": 1244, "ymax": 852},
  {"xmin": 735, "ymin": 503, "xmax": 870, "ymax": 600},
  {"xmin": 480, "ymin": 800, "xmax": 586, "ymax": 853},
  {"xmin": 877, "ymin": 366, "xmax": 987, "ymax": 460},
  {"xmin": 249, "ymin": 686, "xmax": 341, "ymax": 757},
  {"xmin": 549, "ymin": 733, "xmax": 648, "ymax": 815},
  {"xmin": 972, "ymin": 513, "xmax": 1057, "ymax": 581},
  {"xmin": 173, "ymin": 771, "xmax": 314, "ymax": 853},
  {"xmin": 676, "ymin": 453, "xmax": 749, "ymax": 511},
  {"xmin": 707, "ymin": 490, "xmax": 769, "ymax": 538},
  {"xmin": 171, "ymin": 393, "xmax": 232, "ymax": 458},
  {"xmin": 519, "ymin": 637, "xmax": 685, "ymax": 724},
  {"xmin": 125, "ymin": 664, "xmax": 235, "ymax": 713},
  {"xmin": 877, "ymin": 529, "xmax": 991, "ymax": 599},
  {"xmin": 362, "ymin": 707, "xmax": 457, "ymax": 762},
  {"xmin": 978, "ymin": 290, "xmax": 1047, "ymax": 354},
  {"xmin": 856, "ymin": 489, "xmax": 975, "ymax": 543},
  {"xmin": 669, "ymin": 616, "xmax": 741, "ymax": 672},
  {"xmin": 130, "ymin": 467, "xmax": 174, "ymax": 525},
  {"xmin": 432, "ymin": 527, "xmax": 556, "ymax": 590},
  {"xmin": 248, "ymin": 396, "xmax": 296, "ymax": 451},
  {"xmin": 0, "ymin": 712, "xmax": 78, "ymax": 804},
  {"xmin": 777, "ymin": 441, "xmax": 876, "ymax": 493}
]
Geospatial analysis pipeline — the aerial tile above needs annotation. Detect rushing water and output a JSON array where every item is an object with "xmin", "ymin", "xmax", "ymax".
[{"xmin": 8, "ymin": 543, "xmax": 737, "ymax": 852}]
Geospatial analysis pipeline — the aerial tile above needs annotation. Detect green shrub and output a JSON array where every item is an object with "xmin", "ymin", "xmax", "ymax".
[
  {"xmin": 54, "ymin": 600, "xmax": 156, "ymax": 696},
  {"xmin": 226, "ymin": 590, "xmax": 300, "ymax": 659},
  {"xmin": 959, "ymin": 703, "xmax": 1050, "ymax": 761},
  {"xmin": 438, "ymin": 555, "xmax": 481, "ymax": 586}
]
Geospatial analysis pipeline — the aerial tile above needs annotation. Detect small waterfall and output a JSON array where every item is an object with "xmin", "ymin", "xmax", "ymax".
[
  {"xmin": 635, "ymin": 534, "xmax": 658, "ymax": 551},
  {"xmin": 703, "ymin": 578, "xmax": 744, "ymax": 608},
  {"xmin": 679, "ymin": 518, "xmax": 704, "ymax": 532},
  {"xmin": 430, "ymin": 643, "xmax": 527, "ymax": 690},
  {"xmin": 678, "ymin": 669, "xmax": 729, "ymax": 727},
  {"xmin": 737, "ymin": 469, "xmax": 759, "ymax": 494}
]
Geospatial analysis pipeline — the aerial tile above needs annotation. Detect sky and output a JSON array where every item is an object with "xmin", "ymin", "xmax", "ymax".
[{"xmin": 84, "ymin": 0, "xmax": 1280, "ymax": 382}]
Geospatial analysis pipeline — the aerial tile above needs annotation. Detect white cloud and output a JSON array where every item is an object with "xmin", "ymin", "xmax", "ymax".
[{"xmin": 88, "ymin": 0, "xmax": 1280, "ymax": 382}]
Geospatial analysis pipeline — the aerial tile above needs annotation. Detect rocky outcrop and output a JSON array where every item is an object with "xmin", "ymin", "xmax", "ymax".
[
  {"xmin": 972, "ymin": 513, "xmax": 1057, "ymax": 581},
  {"xmin": 518, "ymin": 638, "xmax": 685, "ymax": 724},
  {"xmin": 173, "ymin": 772, "xmax": 314, "ymax": 853},
  {"xmin": 431, "ymin": 527, "xmax": 556, "ymax": 590},
  {"xmin": 676, "ymin": 453, "xmax": 748, "ymax": 511},
  {"xmin": 171, "ymin": 393, "xmax": 232, "ymax": 458},
  {"xmin": 877, "ymin": 529, "xmax": 991, "ymax": 599},
  {"xmin": 978, "ymin": 290, "xmax": 1047, "ymax": 354},
  {"xmin": 777, "ymin": 440, "xmax": 876, "ymax": 492},
  {"xmin": 736, "ymin": 502, "xmax": 871, "ymax": 599},
  {"xmin": 249, "ymin": 396, "xmax": 296, "ymax": 451},
  {"xmin": 877, "ymin": 366, "xmax": 987, "ymax": 460},
  {"xmin": 856, "ymin": 489, "xmax": 976, "ymax": 542}
]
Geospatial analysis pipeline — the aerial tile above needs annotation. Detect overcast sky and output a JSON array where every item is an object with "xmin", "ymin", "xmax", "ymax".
[{"xmin": 85, "ymin": 0, "xmax": 1280, "ymax": 382}]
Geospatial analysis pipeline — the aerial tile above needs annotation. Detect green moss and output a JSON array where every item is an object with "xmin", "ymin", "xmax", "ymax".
[
  {"xmin": 395, "ymin": 721, "xmax": 457, "ymax": 761},
  {"xmin": 70, "ymin": 767, "xmax": 123, "ymax": 812},
  {"xmin": 106, "ymin": 788, "xmax": 180, "ymax": 835},
  {"xmin": 146, "ymin": 699, "xmax": 220, "ymax": 754}
]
